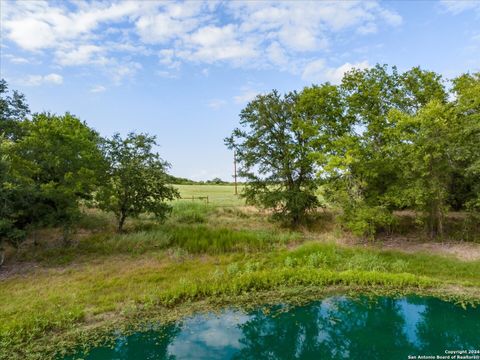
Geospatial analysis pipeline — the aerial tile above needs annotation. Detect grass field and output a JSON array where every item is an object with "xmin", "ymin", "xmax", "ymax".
[
  {"xmin": 174, "ymin": 184, "xmax": 245, "ymax": 206},
  {"xmin": 1, "ymin": 185, "xmax": 479, "ymax": 360}
]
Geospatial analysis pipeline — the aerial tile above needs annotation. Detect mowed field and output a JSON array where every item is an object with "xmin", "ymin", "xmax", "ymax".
[
  {"xmin": 173, "ymin": 184, "xmax": 324, "ymax": 207},
  {"xmin": 174, "ymin": 184, "xmax": 246, "ymax": 207}
]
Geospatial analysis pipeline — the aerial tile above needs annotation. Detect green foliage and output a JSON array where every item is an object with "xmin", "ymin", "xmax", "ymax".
[
  {"xmin": 341, "ymin": 204, "xmax": 395, "ymax": 239},
  {"xmin": 21, "ymin": 113, "xmax": 105, "ymax": 237},
  {"xmin": 325, "ymin": 66, "xmax": 447, "ymax": 237},
  {"xmin": 164, "ymin": 174, "xmax": 198, "ymax": 185},
  {"xmin": 0, "ymin": 78, "xmax": 30, "ymax": 140},
  {"xmin": 0, "ymin": 136, "xmax": 32, "ymax": 250},
  {"xmin": 1, "ymin": 112, "xmax": 105, "ymax": 250},
  {"xmin": 226, "ymin": 90, "xmax": 324, "ymax": 225},
  {"xmin": 392, "ymin": 101, "xmax": 455, "ymax": 237},
  {"xmin": 311, "ymin": 65, "xmax": 479, "ymax": 239},
  {"xmin": 451, "ymin": 73, "xmax": 480, "ymax": 212},
  {"xmin": 0, "ymin": 80, "xmax": 32, "ymax": 255},
  {"xmin": 96, "ymin": 133, "xmax": 180, "ymax": 232}
]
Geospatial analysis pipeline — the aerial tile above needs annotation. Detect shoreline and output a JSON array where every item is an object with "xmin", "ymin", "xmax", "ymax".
[{"xmin": 3, "ymin": 280, "xmax": 479, "ymax": 360}]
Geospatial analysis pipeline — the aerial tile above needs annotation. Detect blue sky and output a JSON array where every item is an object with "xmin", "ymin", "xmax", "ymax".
[{"xmin": 1, "ymin": 0, "xmax": 479, "ymax": 180}]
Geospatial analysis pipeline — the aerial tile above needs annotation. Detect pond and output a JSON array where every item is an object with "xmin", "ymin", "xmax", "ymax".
[{"xmin": 66, "ymin": 296, "xmax": 480, "ymax": 360}]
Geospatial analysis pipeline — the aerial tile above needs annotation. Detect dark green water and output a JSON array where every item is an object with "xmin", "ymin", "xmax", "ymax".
[{"xmin": 66, "ymin": 296, "xmax": 480, "ymax": 360}]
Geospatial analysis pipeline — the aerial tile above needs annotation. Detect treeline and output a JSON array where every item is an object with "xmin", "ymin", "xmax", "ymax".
[
  {"xmin": 226, "ymin": 65, "xmax": 479, "ymax": 238},
  {"xmin": 0, "ymin": 79, "xmax": 179, "ymax": 264},
  {"xmin": 166, "ymin": 175, "xmax": 232, "ymax": 185}
]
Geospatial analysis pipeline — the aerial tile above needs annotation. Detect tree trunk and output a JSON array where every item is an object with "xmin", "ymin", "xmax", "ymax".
[
  {"xmin": 117, "ymin": 213, "xmax": 127, "ymax": 233},
  {"xmin": 428, "ymin": 200, "xmax": 444, "ymax": 239},
  {"xmin": 62, "ymin": 225, "xmax": 72, "ymax": 246},
  {"xmin": 0, "ymin": 248, "xmax": 5, "ymax": 268},
  {"xmin": 33, "ymin": 229, "xmax": 38, "ymax": 247}
]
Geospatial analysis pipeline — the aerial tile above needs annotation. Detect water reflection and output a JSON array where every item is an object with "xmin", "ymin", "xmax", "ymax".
[{"xmin": 67, "ymin": 296, "xmax": 480, "ymax": 360}]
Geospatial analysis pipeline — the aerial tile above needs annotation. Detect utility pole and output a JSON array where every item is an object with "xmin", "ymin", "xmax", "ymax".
[{"xmin": 234, "ymin": 150, "xmax": 238, "ymax": 195}]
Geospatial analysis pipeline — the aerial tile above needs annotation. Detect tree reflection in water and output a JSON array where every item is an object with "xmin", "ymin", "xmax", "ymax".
[{"xmin": 68, "ymin": 296, "xmax": 480, "ymax": 360}]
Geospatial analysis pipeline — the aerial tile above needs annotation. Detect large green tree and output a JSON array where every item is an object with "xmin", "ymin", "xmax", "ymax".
[
  {"xmin": 13, "ymin": 113, "xmax": 105, "ymax": 243},
  {"xmin": 321, "ymin": 65, "xmax": 448, "ymax": 237},
  {"xmin": 0, "ymin": 136, "xmax": 39, "ymax": 253},
  {"xmin": 390, "ymin": 101, "xmax": 456, "ymax": 237},
  {"xmin": 96, "ymin": 133, "xmax": 179, "ymax": 232},
  {"xmin": 226, "ymin": 88, "xmax": 345, "ymax": 225}
]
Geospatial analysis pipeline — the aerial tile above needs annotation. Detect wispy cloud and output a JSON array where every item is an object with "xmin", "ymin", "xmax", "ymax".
[
  {"xmin": 20, "ymin": 73, "xmax": 63, "ymax": 86},
  {"xmin": 90, "ymin": 85, "xmax": 106, "ymax": 93},
  {"xmin": 440, "ymin": 0, "xmax": 480, "ymax": 15},
  {"xmin": 302, "ymin": 60, "xmax": 370, "ymax": 84},
  {"xmin": 3, "ymin": 54, "xmax": 30, "ymax": 64},
  {"xmin": 233, "ymin": 87, "xmax": 261, "ymax": 104},
  {"xmin": 207, "ymin": 98, "xmax": 227, "ymax": 110}
]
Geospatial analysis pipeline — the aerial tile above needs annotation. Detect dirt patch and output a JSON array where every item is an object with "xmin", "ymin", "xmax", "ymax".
[
  {"xmin": 302, "ymin": 229, "xmax": 480, "ymax": 261},
  {"xmin": 0, "ymin": 261, "xmax": 41, "ymax": 281},
  {"xmin": 373, "ymin": 236, "xmax": 480, "ymax": 261}
]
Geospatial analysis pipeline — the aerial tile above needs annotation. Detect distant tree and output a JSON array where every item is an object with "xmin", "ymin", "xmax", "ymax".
[
  {"xmin": 96, "ymin": 133, "xmax": 179, "ymax": 232},
  {"xmin": 165, "ymin": 174, "xmax": 197, "ymax": 185},
  {"xmin": 208, "ymin": 177, "xmax": 225, "ymax": 184},
  {"xmin": 226, "ymin": 90, "xmax": 327, "ymax": 225},
  {"xmin": 0, "ymin": 79, "xmax": 30, "ymax": 140}
]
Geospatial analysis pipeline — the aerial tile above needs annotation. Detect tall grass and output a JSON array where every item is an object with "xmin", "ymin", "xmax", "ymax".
[
  {"xmin": 169, "ymin": 202, "xmax": 211, "ymax": 224},
  {"xmin": 14, "ymin": 224, "xmax": 300, "ymax": 265},
  {"xmin": 165, "ymin": 225, "xmax": 299, "ymax": 254}
]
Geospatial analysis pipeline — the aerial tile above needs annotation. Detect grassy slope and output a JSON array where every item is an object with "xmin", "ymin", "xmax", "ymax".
[{"xmin": 1, "ymin": 185, "xmax": 479, "ymax": 359}]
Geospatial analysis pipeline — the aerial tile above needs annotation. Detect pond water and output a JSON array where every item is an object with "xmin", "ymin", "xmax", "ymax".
[{"xmin": 66, "ymin": 296, "xmax": 479, "ymax": 360}]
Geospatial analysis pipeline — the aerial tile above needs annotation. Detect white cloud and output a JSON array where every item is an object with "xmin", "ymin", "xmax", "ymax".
[
  {"xmin": 440, "ymin": 0, "xmax": 480, "ymax": 14},
  {"xmin": 156, "ymin": 70, "xmax": 179, "ymax": 79},
  {"xmin": 21, "ymin": 73, "xmax": 63, "ymax": 86},
  {"xmin": 302, "ymin": 60, "xmax": 370, "ymax": 84},
  {"xmin": 44, "ymin": 73, "xmax": 63, "ymax": 84},
  {"xmin": 55, "ymin": 45, "xmax": 107, "ymax": 66},
  {"xmin": 357, "ymin": 22, "xmax": 378, "ymax": 35},
  {"xmin": 177, "ymin": 24, "xmax": 258, "ymax": 65},
  {"xmin": 136, "ymin": 4, "xmax": 203, "ymax": 44},
  {"xmin": 378, "ymin": 8, "xmax": 403, "ymax": 26},
  {"xmin": 302, "ymin": 59, "xmax": 327, "ymax": 82},
  {"xmin": 1, "ymin": 1, "xmax": 402, "ymax": 79},
  {"xmin": 207, "ymin": 98, "xmax": 227, "ymax": 110},
  {"xmin": 266, "ymin": 42, "xmax": 289, "ymax": 67},
  {"xmin": 1, "ymin": 1, "xmax": 150, "ymax": 51},
  {"xmin": 110, "ymin": 61, "xmax": 142, "ymax": 84},
  {"xmin": 234, "ymin": 88, "xmax": 260, "ymax": 104},
  {"xmin": 90, "ymin": 85, "xmax": 106, "ymax": 93},
  {"xmin": 11, "ymin": 57, "xmax": 29, "ymax": 64},
  {"xmin": 3, "ymin": 54, "xmax": 30, "ymax": 64}
]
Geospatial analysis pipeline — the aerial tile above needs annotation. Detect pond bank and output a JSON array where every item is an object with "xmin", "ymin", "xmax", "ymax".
[
  {"xmin": 1, "ymin": 209, "xmax": 479, "ymax": 360},
  {"xmin": 63, "ymin": 294, "xmax": 480, "ymax": 360}
]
